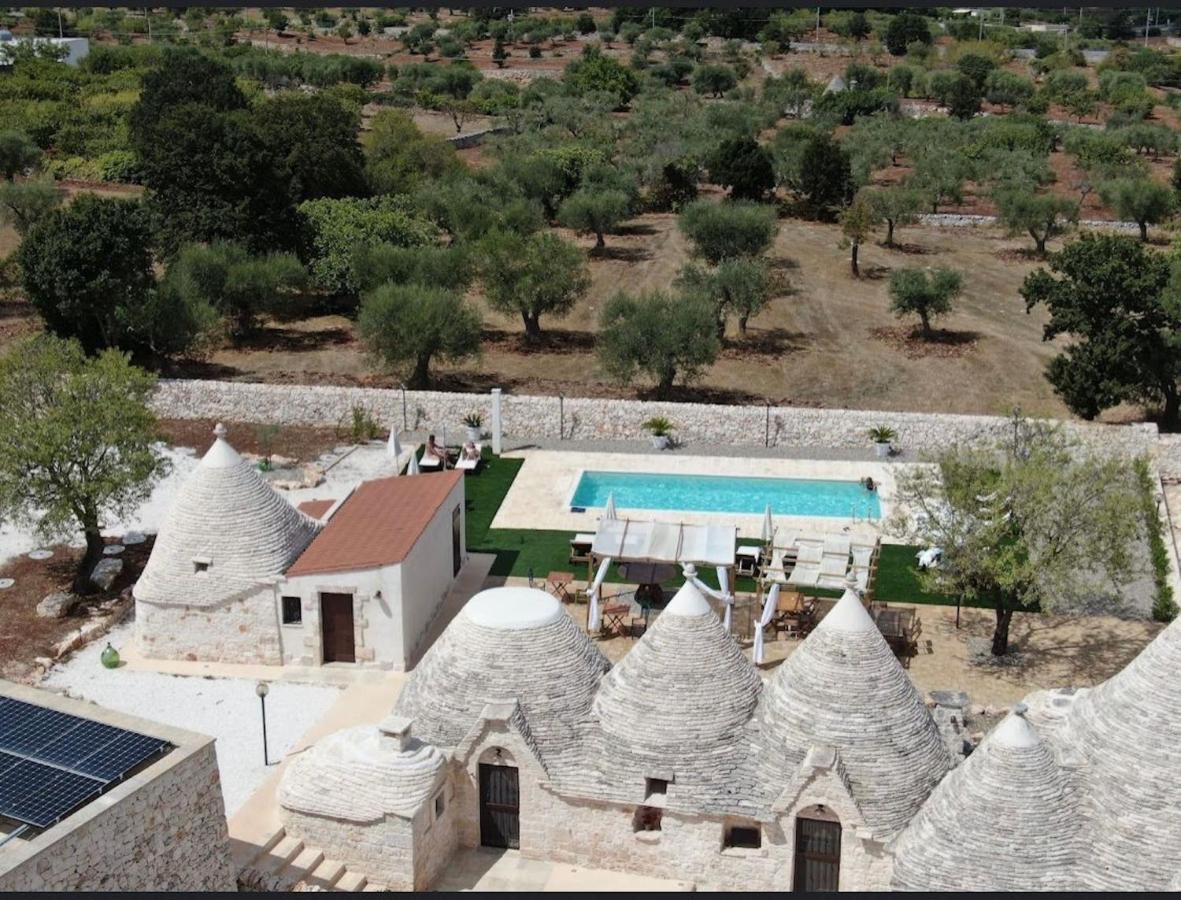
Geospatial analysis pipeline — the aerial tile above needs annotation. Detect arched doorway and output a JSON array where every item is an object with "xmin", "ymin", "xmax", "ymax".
[
  {"xmin": 793, "ymin": 805, "xmax": 841, "ymax": 892},
  {"xmin": 478, "ymin": 748, "xmax": 519, "ymax": 849}
]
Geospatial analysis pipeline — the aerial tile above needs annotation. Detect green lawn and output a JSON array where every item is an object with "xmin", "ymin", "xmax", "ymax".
[{"xmin": 459, "ymin": 449, "xmax": 966, "ymax": 608}]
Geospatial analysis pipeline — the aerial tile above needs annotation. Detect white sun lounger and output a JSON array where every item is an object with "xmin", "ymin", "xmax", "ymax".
[
  {"xmin": 852, "ymin": 546, "xmax": 875, "ymax": 570},
  {"xmin": 796, "ymin": 542, "xmax": 824, "ymax": 565},
  {"xmin": 819, "ymin": 555, "xmax": 848, "ymax": 580},
  {"xmin": 419, "ymin": 451, "xmax": 444, "ymax": 470},
  {"xmin": 787, "ymin": 564, "xmax": 820, "ymax": 587},
  {"xmin": 824, "ymin": 535, "xmax": 851, "ymax": 557},
  {"xmin": 456, "ymin": 444, "xmax": 483, "ymax": 471}
]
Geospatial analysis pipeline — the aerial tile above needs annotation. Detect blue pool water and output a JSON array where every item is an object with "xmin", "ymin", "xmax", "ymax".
[{"xmin": 570, "ymin": 470, "xmax": 881, "ymax": 520}]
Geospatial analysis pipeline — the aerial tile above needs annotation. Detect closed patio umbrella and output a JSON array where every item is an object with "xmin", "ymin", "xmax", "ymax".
[
  {"xmin": 762, "ymin": 505, "xmax": 774, "ymax": 544},
  {"xmin": 388, "ymin": 430, "xmax": 402, "ymax": 474},
  {"xmin": 603, "ymin": 492, "xmax": 617, "ymax": 521},
  {"xmin": 407, "ymin": 451, "xmax": 421, "ymax": 475}
]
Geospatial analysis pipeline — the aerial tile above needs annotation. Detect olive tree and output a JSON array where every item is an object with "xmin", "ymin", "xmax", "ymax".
[
  {"xmin": 993, "ymin": 189, "xmax": 1079, "ymax": 256},
  {"xmin": 557, "ymin": 188, "xmax": 631, "ymax": 250},
  {"xmin": 676, "ymin": 257, "xmax": 773, "ymax": 337},
  {"xmin": 357, "ymin": 284, "xmax": 482, "ymax": 388},
  {"xmin": 0, "ymin": 336, "xmax": 168, "ymax": 593},
  {"xmin": 1100, "ymin": 177, "xmax": 1176, "ymax": 242},
  {"xmin": 678, "ymin": 200, "xmax": 777, "ymax": 265},
  {"xmin": 888, "ymin": 267, "xmax": 963, "ymax": 337},
  {"xmin": 478, "ymin": 230, "xmax": 591, "ymax": 338},
  {"xmin": 0, "ymin": 130, "xmax": 40, "ymax": 181}
]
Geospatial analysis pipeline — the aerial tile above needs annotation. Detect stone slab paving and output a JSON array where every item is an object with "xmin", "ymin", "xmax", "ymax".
[{"xmin": 430, "ymin": 848, "xmax": 693, "ymax": 892}]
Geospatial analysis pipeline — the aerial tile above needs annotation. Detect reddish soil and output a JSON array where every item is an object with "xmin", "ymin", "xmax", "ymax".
[
  {"xmin": 156, "ymin": 417, "xmax": 344, "ymax": 462},
  {"xmin": 0, "ymin": 538, "xmax": 151, "ymax": 684}
]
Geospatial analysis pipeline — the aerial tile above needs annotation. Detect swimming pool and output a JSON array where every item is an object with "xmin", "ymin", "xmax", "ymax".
[{"xmin": 570, "ymin": 470, "xmax": 881, "ymax": 520}]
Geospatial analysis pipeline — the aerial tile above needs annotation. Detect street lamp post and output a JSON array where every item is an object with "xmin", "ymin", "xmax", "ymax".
[{"xmin": 256, "ymin": 681, "xmax": 271, "ymax": 766}]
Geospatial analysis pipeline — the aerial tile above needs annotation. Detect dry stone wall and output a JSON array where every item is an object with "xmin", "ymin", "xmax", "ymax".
[
  {"xmin": 152, "ymin": 379, "xmax": 1167, "ymax": 471},
  {"xmin": 135, "ymin": 588, "xmax": 282, "ymax": 665},
  {"xmin": 0, "ymin": 742, "xmax": 235, "ymax": 891}
]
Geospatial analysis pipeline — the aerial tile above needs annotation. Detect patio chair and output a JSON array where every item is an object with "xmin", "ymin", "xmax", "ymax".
[
  {"xmin": 419, "ymin": 450, "xmax": 444, "ymax": 470},
  {"xmin": 455, "ymin": 443, "xmax": 483, "ymax": 472},
  {"xmin": 795, "ymin": 542, "xmax": 824, "ymax": 565},
  {"xmin": 787, "ymin": 563, "xmax": 820, "ymax": 588}
]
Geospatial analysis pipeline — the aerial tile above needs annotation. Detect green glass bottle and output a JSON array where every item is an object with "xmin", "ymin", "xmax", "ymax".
[{"xmin": 100, "ymin": 643, "xmax": 120, "ymax": 669}]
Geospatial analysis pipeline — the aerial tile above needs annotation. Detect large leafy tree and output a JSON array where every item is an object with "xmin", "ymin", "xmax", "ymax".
[
  {"xmin": 796, "ymin": 133, "xmax": 853, "ymax": 217},
  {"xmin": 0, "ymin": 180, "xmax": 61, "ymax": 236},
  {"xmin": 1021, "ymin": 233, "xmax": 1181, "ymax": 426},
  {"xmin": 864, "ymin": 185, "xmax": 921, "ymax": 247},
  {"xmin": 884, "ymin": 12, "xmax": 932, "ymax": 56},
  {"xmin": 0, "ymin": 336, "xmax": 169, "ymax": 593},
  {"xmin": 677, "ymin": 257, "xmax": 773, "ymax": 337},
  {"xmin": 363, "ymin": 110, "xmax": 463, "ymax": 195},
  {"xmin": 839, "ymin": 193, "xmax": 880, "ymax": 277},
  {"xmin": 19, "ymin": 195, "xmax": 173, "ymax": 355},
  {"xmin": 888, "ymin": 266, "xmax": 963, "ymax": 337},
  {"xmin": 707, "ymin": 136, "xmax": 775, "ymax": 201},
  {"xmin": 163, "ymin": 242, "xmax": 306, "ymax": 341},
  {"xmin": 1100, "ymin": 177, "xmax": 1176, "ymax": 242},
  {"xmin": 254, "ymin": 92, "xmax": 367, "ymax": 202},
  {"xmin": 478, "ymin": 230, "xmax": 591, "ymax": 338},
  {"xmin": 889, "ymin": 415, "xmax": 1145, "ymax": 656},
  {"xmin": 557, "ymin": 188, "xmax": 631, "ymax": 250},
  {"xmin": 563, "ymin": 47, "xmax": 639, "ymax": 106},
  {"xmin": 678, "ymin": 200, "xmax": 778, "ymax": 265},
  {"xmin": 0, "ymin": 130, "xmax": 41, "ymax": 181},
  {"xmin": 598, "ymin": 289, "xmax": 719, "ymax": 398},
  {"xmin": 357, "ymin": 283, "xmax": 482, "ymax": 388},
  {"xmin": 993, "ymin": 189, "xmax": 1079, "ymax": 256}
]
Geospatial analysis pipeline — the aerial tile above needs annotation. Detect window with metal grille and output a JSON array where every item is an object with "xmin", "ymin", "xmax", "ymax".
[{"xmin": 724, "ymin": 824, "xmax": 762, "ymax": 849}]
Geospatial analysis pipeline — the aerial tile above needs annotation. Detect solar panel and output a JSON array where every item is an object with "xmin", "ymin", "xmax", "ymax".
[{"xmin": 0, "ymin": 696, "xmax": 173, "ymax": 829}]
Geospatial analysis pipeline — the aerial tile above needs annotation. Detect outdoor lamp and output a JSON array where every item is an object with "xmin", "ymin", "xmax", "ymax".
[{"xmin": 256, "ymin": 681, "xmax": 271, "ymax": 766}]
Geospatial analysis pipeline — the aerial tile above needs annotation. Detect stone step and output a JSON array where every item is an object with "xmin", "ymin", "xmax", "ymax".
[
  {"xmin": 259, "ymin": 835, "xmax": 305, "ymax": 877},
  {"xmin": 361, "ymin": 882, "xmax": 386, "ymax": 892},
  {"xmin": 336, "ymin": 870, "xmax": 368, "ymax": 892},
  {"xmin": 275, "ymin": 846, "xmax": 326, "ymax": 890},
  {"xmin": 307, "ymin": 858, "xmax": 347, "ymax": 890}
]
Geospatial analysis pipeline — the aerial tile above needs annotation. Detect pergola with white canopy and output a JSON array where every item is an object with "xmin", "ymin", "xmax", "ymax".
[{"xmin": 586, "ymin": 516, "xmax": 738, "ymax": 633}]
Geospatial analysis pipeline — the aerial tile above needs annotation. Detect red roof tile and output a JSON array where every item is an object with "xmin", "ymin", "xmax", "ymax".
[
  {"xmin": 297, "ymin": 499, "xmax": 336, "ymax": 520},
  {"xmin": 286, "ymin": 470, "xmax": 463, "ymax": 576}
]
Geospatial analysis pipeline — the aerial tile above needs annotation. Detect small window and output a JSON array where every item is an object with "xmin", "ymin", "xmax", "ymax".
[
  {"xmin": 434, "ymin": 790, "xmax": 445, "ymax": 819},
  {"xmin": 193, "ymin": 558, "xmax": 210, "ymax": 574},
  {"xmin": 281, "ymin": 596, "xmax": 302, "ymax": 625},
  {"xmin": 724, "ymin": 824, "xmax": 762, "ymax": 850},
  {"xmin": 633, "ymin": 805, "xmax": 662, "ymax": 832},
  {"xmin": 645, "ymin": 777, "xmax": 669, "ymax": 798}
]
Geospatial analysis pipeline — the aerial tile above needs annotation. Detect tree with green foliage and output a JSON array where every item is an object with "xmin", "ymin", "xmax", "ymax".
[
  {"xmin": 18, "ymin": 195, "xmax": 191, "ymax": 356},
  {"xmin": 163, "ymin": 242, "xmax": 305, "ymax": 340},
  {"xmin": 492, "ymin": 35, "xmax": 508, "ymax": 68},
  {"xmin": 911, "ymin": 148, "xmax": 974, "ymax": 213},
  {"xmin": 0, "ymin": 130, "xmax": 41, "ymax": 181},
  {"xmin": 563, "ymin": 47, "xmax": 639, "ymax": 106},
  {"xmin": 884, "ymin": 12, "xmax": 932, "ymax": 56},
  {"xmin": 984, "ymin": 69, "xmax": 1035, "ymax": 110},
  {"xmin": 363, "ymin": 109, "xmax": 462, "ymax": 196},
  {"xmin": 352, "ymin": 243, "xmax": 475, "ymax": 294},
  {"xmin": 864, "ymin": 185, "xmax": 921, "ymax": 247},
  {"xmin": 299, "ymin": 196, "xmax": 437, "ymax": 295},
  {"xmin": 1021, "ymin": 233, "xmax": 1180, "ymax": 426},
  {"xmin": 0, "ymin": 180, "xmax": 61, "ymax": 236},
  {"xmin": 706, "ymin": 136, "xmax": 775, "ymax": 202},
  {"xmin": 888, "ymin": 266, "xmax": 963, "ymax": 337},
  {"xmin": 692, "ymin": 64, "xmax": 738, "ymax": 98},
  {"xmin": 0, "ymin": 335, "xmax": 169, "ymax": 593},
  {"xmin": 993, "ymin": 189, "xmax": 1079, "ymax": 256},
  {"xmin": 678, "ymin": 200, "xmax": 778, "ymax": 265},
  {"xmin": 676, "ymin": 257, "xmax": 773, "ymax": 338},
  {"xmin": 1100, "ymin": 178, "xmax": 1176, "ymax": 241},
  {"xmin": 956, "ymin": 53, "xmax": 996, "ymax": 89},
  {"xmin": 557, "ymin": 188, "xmax": 631, "ymax": 250},
  {"xmin": 889, "ymin": 414, "xmax": 1145, "ymax": 656},
  {"xmin": 254, "ymin": 92, "xmax": 367, "ymax": 202},
  {"xmin": 796, "ymin": 133, "xmax": 853, "ymax": 217},
  {"xmin": 478, "ymin": 230, "xmax": 591, "ymax": 338},
  {"xmin": 946, "ymin": 75, "xmax": 982, "ymax": 120},
  {"xmin": 357, "ymin": 284, "xmax": 482, "ymax": 388},
  {"xmin": 840, "ymin": 193, "xmax": 880, "ymax": 277},
  {"xmin": 598, "ymin": 289, "xmax": 719, "ymax": 398}
]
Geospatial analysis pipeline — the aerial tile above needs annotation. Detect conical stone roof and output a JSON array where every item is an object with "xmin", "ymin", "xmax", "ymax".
[
  {"xmin": 891, "ymin": 708, "xmax": 1079, "ymax": 891},
  {"xmin": 392, "ymin": 587, "xmax": 610, "ymax": 760},
  {"xmin": 589, "ymin": 577, "xmax": 763, "ymax": 811},
  {"xmin": 134, "ymin": 425, "xmax": 319, "ymax": 607},
  {"xmin": 279, "ymin": 718, "xmax": 446, "ymax": 823},
  {"xmin": 1063, "ymin": 614, "xmax": 1181, "ymax": 890},
  {"xmin": 755, "ymin": 589, "xmax": 952, "ymax": 838}
]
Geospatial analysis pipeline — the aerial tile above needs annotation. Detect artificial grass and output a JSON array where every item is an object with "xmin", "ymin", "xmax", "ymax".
[{"xmin": 460, "ymin": 448, "xmax": 968, "ymax": 609}]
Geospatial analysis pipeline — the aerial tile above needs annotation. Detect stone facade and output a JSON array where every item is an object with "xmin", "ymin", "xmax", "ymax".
[
  {"xmin": 136, "ymin": 586, "xmax": 283, "ymax": 665},
  {"xmin": 151, "ymin": 378, "xmax": 1166, "ymax": 471},
  {"xmin": 0, "ymin": 683, "xmax": 235, "ymax": 892}
]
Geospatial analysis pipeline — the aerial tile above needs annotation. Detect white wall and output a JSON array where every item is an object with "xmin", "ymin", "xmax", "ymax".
[{"xmin": 397, "ymin": 479, "xmax": 466, "ymax": 664}]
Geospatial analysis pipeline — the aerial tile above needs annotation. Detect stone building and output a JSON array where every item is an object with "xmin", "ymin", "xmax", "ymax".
[
  {"xmin": 279, "ymin": 573, "xmax": 1181, "ymax": 891},
  {"xmin": 0, "ymin": 681, "xmax": 234, "ymax": 891},
  {"xmin": 134, "ymin": 424, "xmax": 466, "ymax": 669}
]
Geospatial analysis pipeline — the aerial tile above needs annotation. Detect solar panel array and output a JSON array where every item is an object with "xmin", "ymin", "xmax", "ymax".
[{"xmin": 0, "ymin": 696, "xmax": 172, "ymax": 829}]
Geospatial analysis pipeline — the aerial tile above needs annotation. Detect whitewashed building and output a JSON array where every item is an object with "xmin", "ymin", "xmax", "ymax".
[
  {"xmin": 279, "ymin": 576, "xmax": 1181, "ymax": 891},
  {"xmin": 134, "ymin": 425, "xmax": 465, "ymax": 670}
]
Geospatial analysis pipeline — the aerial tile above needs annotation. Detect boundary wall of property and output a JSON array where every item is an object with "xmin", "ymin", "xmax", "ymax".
[{"xmin": 152, "ymin": 378, "xmax": 1181, "ymax": 475}]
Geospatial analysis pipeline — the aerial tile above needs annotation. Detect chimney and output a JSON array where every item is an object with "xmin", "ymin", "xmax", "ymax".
[{"xmin": 378, "ymin": 715, "xmax": 413, "ymax": 752}]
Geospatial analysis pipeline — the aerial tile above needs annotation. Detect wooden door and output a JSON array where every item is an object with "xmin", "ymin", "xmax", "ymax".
[
  {"xmin": 320, "ymin": 593, "xmax": 355, "ymax": 663},
  {"xmin": 479, "ymin": 763, "xmax": 520, "ymax": 849},
  {"xmin": 793, "ymin": 817, "xmax": 841, "ymax": 892}
]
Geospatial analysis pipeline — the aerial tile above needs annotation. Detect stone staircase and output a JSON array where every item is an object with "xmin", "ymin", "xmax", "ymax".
[{"xmin": 238, "ymin": 828, "xmax": 384, "ymax": 892}]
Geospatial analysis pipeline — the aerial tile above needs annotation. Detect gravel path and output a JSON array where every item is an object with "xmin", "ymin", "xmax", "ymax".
[{"xmin": 41, "ymin": 621, "xmax": 342, "ymax": 816}]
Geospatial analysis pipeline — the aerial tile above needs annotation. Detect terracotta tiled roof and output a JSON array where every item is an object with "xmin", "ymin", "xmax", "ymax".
[
  {"xmin": 297, "ymin": 499, "xmax": 336, "ymax": 520},
  {"xmin": 286, "ymin": 470, "xmax": 462, "ymax": 576}
]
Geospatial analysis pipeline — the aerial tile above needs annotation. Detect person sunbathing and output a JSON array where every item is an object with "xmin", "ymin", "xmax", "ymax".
[
  {"xmin": 461, "ymin": 441, "xmax": 481, "ymax": 461},
  {"xmin": 426, "ymin": 435, "xmax": 448, "ymax": 465}
]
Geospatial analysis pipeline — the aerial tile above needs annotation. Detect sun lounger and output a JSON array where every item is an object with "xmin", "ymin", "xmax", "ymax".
[
  {"xmin": 456, "ymin": 444, "xmax": 483, "ymax": 472},
  {"xmin": 419, "ymin": 451, "xmax": 444, "ymax": 470},
  {"xmin": 852, "ymin": 546, "xmax": 875, "ymax": 570},
  {"xmin": 823, "ymin": 535, "xmax": 851, "ymax": 557},
  {"xmin": 819, "ymin": 555, "xmax": 848, "ymax": 579},
  {"xmin": 787, "ymin": 563, "xmax": 820, "ymax": 587},
  {"xmin": 795, "ymin": 542, "xmax": 824, "ymax": 565}
]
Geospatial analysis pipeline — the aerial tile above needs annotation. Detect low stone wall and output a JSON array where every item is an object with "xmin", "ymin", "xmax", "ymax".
[
  {"xmin": 447, "ymin": 125, "xmax": 511, "ymax": 149},
  {"xmin": 152, "ymin": 378, "xmax": 1163, "ymax": 468}
]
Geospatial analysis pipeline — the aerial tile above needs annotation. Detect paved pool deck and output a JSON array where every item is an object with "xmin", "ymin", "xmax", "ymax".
[{"xmin": 491, "ymin": 447, "xmax": 911, "ymax": 540}]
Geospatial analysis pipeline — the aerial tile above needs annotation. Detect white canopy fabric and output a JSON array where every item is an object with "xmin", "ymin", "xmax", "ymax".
[
  {"xmin": 587, "ymin": 555, "xmax": 613, "ymax": 632},
  {"xmin": 762, "ymin": 505, "xmax": 774, "ymax": 543},
  {"xmin": 591, "ymin": 518, "xmax": 736, "ymax": 567},
  {"xmin": 603, "ymin": 492, "xmax": 617, "ymax": 521},
  {"xmin": 387, "ymin": 430, "xmax": 402, "ymax": 470},
  {"xmin": 754, "ymin": 583, "xmax": 780, "ymax": 664},
  {"xmin": 407, "ymin": 452, "xmax": 421, "ymax": 476}
]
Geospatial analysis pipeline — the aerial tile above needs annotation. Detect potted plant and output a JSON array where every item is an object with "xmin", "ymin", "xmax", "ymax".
[
  {"xmin": 462, "ymin": 412, "xmax": 483, "ymax": 443},
  {"xmin": 868, "ymin": 424, "xmax": 897, "ymax": 459},
  {"xmin": 642, "ymin": 416, "xmax": 675, "ymax": 450}
]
